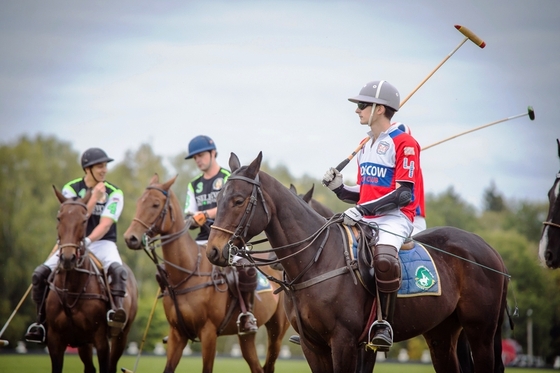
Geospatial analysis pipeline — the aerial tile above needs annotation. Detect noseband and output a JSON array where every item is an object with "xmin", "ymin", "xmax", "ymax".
[
  {"xmin": 211, "ymin": 173, "xmax": 270, "ymax": 264},
  {"xmin": 57, "ymin": 200, "xmax": 89, "ymax": 264}
]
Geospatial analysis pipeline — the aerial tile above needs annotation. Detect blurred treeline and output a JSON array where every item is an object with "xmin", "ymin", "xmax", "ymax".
[{"xmin": 1, "ymin": 135, "xmax": 559, "ymax": 363}]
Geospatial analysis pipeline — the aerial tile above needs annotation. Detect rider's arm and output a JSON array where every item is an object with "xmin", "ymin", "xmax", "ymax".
[
  {"xmin": 355, "ymin": 182, "xmax": 413, "ymax": 216},
  {"xmin": 333, "ymin": 184, "xmax": 360, "ymax": 204}
]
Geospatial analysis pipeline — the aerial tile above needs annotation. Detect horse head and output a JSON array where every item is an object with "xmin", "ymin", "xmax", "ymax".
[
  {"xmin": 207, "ymin": 152, "xmax": 273, "ymax": 266},
  {"xmin": 124, "ymin": 173, "xmax": 179, "ymax": 250},
  {"xmin": 540, "ymin": 139, "xmax": 560, "ymax": 268},
  {"xmin": 290, "ymin": 183, "xmax": 334, "ymax": 219},
  {"xmin": 54, "ymin": 186, "xmax": 90, "ymax": 271}
]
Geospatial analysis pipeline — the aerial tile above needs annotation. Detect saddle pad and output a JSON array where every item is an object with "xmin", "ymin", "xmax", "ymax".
[
  {"xmin": 256, "ymin": 272, "xmax": 272, "ymax": 293},
  {"xmin": 397, "ymin": 242, "xmax": 440, "ymax": 297},
  {"xmin": 347, "ymin": 231, "xmax": 440, "ymax": 297}
]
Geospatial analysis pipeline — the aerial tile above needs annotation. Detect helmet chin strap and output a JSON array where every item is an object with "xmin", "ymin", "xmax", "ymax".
[
  {"xmin": 87, "ymin": 167, "xmax": 102, "ymax": 185},
  {"xmin": 366, "ymin": 104, "xmax": 377, "ymax": 127}
]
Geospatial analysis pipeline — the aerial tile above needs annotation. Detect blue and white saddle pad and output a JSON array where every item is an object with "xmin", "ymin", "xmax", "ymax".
[{"xmin": 397, "ymin": 242, "xmax": 440, "ymax": 297}]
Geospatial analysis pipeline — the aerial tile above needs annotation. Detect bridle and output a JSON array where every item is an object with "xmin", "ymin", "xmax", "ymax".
[
  {"xmin": 210, "ymin": 173, "xmax": 270, "ymax": 264},
  {"xmin": 132, "ymin": 185, "xmax": 175, "ymax": 241},
  {"xmin": 57, "ymin": 200, "xmax": 89, "ymax": 266},
  {"xmin": 543, "ymin": 173, "xmax": 560, "ymax": 230}
]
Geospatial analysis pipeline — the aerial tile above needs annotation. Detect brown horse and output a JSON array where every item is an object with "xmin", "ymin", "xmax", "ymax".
[
  {"xmin": 206, "ymin": 152, "xmax": 510, "ymax": 373},
  {"xmin": 46, "ymin": 187, "xmax": 138, "ymax": 373},
  {"xmin": 123, "ymin": 174, "xmax": 290, "ymax": 373},
  {"xmin": 540, "ymin": 139, "xmax": 560, "ymax": 268},
  {"xmin": 290, "ymin": 183, "xmax": 475, "ymax": 373}
]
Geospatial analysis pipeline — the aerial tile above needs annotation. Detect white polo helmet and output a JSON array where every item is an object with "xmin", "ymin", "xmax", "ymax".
[{"xmin": 348, "ymin": 80, "xmax": 400, "ymax": 111}]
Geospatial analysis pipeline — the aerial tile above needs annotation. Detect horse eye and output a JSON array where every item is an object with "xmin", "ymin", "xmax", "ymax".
[{"xmin": 234, "ymin": 198, "xmax": 244, "ymax": 206}]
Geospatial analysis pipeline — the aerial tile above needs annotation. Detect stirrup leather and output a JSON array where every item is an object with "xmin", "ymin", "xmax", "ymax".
[
  {"xmin": 365, "ymin": 320, "xmax": 394, "ymax": 352},
  {"xmin": 25, "ymin": 323, "xmax": 46, "ymax": 344}
]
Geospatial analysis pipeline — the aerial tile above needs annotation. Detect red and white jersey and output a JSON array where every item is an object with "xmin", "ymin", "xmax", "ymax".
[{"xmin": 356, "ymin": 123, "xmax": 422, "ymax": 222}]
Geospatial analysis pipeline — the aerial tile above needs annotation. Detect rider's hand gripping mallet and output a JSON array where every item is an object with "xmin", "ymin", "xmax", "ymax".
[
  {"xmin": 0, "ymin": 244, "xmax": 59, "ymax": 347},
  {"xmin": 323, "ymin": 24, "xmax": 486, "ymax": 186},
  {"xmin": 422, "ymin": 106, "xmax": 535, "ymax": 150},
  {"xmin": 121, "ymin": 288, "xmax": 161, "ymax": 373}
]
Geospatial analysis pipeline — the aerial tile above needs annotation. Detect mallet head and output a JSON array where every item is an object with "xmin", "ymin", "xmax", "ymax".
[
  {"xmin": 528, "ymin": 106, "xmax": 535, "ymax": 120},
  {"xmin": 455, "ymin": 25, "xmax": 486, "ymax": 48}
]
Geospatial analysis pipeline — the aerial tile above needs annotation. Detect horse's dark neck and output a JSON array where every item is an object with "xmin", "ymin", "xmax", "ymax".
[{"xmin": 261, "ymin": 173, "xmax": 331, "ymax": 276}]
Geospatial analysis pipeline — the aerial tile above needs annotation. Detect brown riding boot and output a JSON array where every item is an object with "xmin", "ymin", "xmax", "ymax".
[
  {"xmin": 24, "ymin": 265, "xmax": 51, "ymax": 344},
  {"xmin": 369, "ymin": 291, "xmax": 397, "ymax": 350},
  {"xmin": 236, "ymin": 261, "xmax": 258, "ymax": 335},
  {"xmin": 107, "ymin": 263, "xmax": 128, "ymax": 330}
]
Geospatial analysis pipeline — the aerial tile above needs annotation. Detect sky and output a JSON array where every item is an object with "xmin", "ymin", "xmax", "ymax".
[{"xmin": 1, "ymin": 0, "xmax": 558, "ymax": 211}]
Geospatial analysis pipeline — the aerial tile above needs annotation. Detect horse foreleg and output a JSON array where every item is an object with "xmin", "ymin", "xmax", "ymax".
[
  {"xmin": 94, "ymin": 336, "xmax": 112, "ymax": 373},
  {"xmin": 77, "ymin": 345, "xmax": 96, "ymax": 373},
  {"xmin": 164, "ymin": 329, "xmax": 187, "ymax": 373},
  {"xmin": 262, "ymin": 299, "xmax": 290, "ymax": 373},
  {"xmin": 301, "ymin": 344, "xmax": 334, "ymax": 373},
  {"xmin": 47, "ymin": 337, "xmax": 66, "ymax": 373},
  {"xmin": 110, "ymin": 332, "xmax": 128, "ymax": 373},
  {"xmin": 238, "ymin": 332, "xmax": 264, "ymax": 373},
  {"xmin": 356, "ymin": 347, "xmax": 376, "ymax": 373}
]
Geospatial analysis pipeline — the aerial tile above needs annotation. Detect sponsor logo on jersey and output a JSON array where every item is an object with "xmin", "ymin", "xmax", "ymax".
[
  {"xmin": 377, "ymin": 141, "xmax": 390, "ymax": 155},
  {"xmin": 360, "ymin": 162, "xmax": 394, "ymax": 187},
  {"xmin": 213, "ymin": 178, "xmax": 224, "ymax": 190},
  {"xmin": 195, "ymin": 181, "xmax": 203, "ymax": 193},
  {"xmin": 404, "ymin": 147, "xmax": 415, "ymax": 156}
]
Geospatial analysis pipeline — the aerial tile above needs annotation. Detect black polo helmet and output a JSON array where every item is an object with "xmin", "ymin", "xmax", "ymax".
[{"xmin": 81, "ymin": 148, "xmax": 114, "ymax": 169}]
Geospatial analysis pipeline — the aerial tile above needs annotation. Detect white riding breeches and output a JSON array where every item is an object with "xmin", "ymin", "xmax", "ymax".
[{"xmin": 44, "ymin": 240, "xmax": 122, "ymax": 273}]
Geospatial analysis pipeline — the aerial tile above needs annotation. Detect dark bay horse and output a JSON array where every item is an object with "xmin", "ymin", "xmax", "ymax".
[
  {"xmin": 539, "ymin": 139, "xmax": 560, "ymax": 268},
  {"xmin": 290, "ymin": 183, "xmax": 475, "ymax": 373},
  {"xmin": 47, "ymin": 187, "xmax": 138, "ymax": 373},
  {"xmin": 123, "ymin": 174, "xmax": 290, "ymax": 373},
  {"xmin": 206, "ymin": 152, "xmax": 510, "ymax": 373}
]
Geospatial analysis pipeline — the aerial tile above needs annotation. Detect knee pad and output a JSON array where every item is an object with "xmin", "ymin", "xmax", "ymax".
[
  {"xmin": 108, "ymin": 263, "xmax": 128, "ymax": 296},
  {"xmin": 237, "ymin": 266, "xmax": 257, "ymax": 292},
  {"xmin": 31, "ymin": 265, "xmax": 52, "ymax": 303},
  {"xmin": 373, "ymin": 245, "xmax": 401, "ymax": 292}
]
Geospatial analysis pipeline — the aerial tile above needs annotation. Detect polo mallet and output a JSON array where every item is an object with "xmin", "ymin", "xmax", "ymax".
[
  {"xmin": 400, "ymin": 25, "xmax": 486, "ymax": 107},
  {"xmin": 422, "ymin": 106, "xmax": 535, "ymax": 150},
  {"xmin": 0, "ymin": 243, "xmax": 59, "ymax": 347},
  {"xmin": 323, "ymin": 24, "xmax": 486, "ymax": 185},
  {"xmin": 121, "ymin": 288, "xmax": 161, "ymax": 373}
]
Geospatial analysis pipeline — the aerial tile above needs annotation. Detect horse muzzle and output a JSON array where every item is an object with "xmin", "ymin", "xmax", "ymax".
[
  {"xmin": 207, "ymin": 242, "xmax": 236, "ymax": 267},
  {"xmin": 124, "ymin": 233, "xmax": 142, "ymax": 250}
]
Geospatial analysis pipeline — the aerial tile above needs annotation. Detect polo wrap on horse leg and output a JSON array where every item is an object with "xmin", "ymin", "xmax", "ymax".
[
  {"xmin": 25, "ymin": 265, "xmax": 52, "ymax": 343},
  {"xmin": 107, "ymin": 262, "xmax": 128, "ymax": 329},
  {"xmin": 236, "ymin": 259, "xmax": 258, "ymax": 335},
  {"xmin": 368, "ymin": 244, "xmax": 401, "ymax": 351}
]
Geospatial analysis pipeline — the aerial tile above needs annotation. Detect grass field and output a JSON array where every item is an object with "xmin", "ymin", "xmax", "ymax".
[{"xmin": 0, "ymin": 354, "xmax": 558, "ymax": 373}]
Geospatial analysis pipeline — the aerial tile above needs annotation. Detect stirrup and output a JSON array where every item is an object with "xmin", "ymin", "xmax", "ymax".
[
  {"xmin": 25, "ymin": 323, "xmax": 46, "ymax": 344},
  {"xmin": 365, "ymin": 320, "xmax": 393, "ymax": 352},
  {"xmin": 236, "ymin": 312, "xmax": 258, "ymax": 335},
  {"xmin": 288, "ymin": 335, "xmax": 301, "ymax": 345},
  {"xmin": 107, "ymin": 309, "xmax": 127, "ymax": 329}
]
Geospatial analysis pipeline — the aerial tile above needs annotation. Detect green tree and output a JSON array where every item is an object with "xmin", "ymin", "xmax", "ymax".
[
  {"xmin": 0, "ymin": 135, "xmax": 81, "ymax": 343},
  {"xmin": 425, "ymin": 186, "xmax": 479, "ymax": 231},
  {"xmin": 483, "ymin": 180, "xmax": 507, "ymax": 212}
]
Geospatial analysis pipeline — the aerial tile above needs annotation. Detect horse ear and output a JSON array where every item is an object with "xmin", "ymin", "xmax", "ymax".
[
  {"xmin": 53, "ymin": 185, "xmax": 67, "ymax": 204},
  {"xmin": 82, "ymin": 188, "xmax": 92, "ymax": 204},
  {"xmin": 246, "ymin": 152, "xmax": 262, "ymax": 179},
  {"xmin": 302, "ymin": 184, "xmax": 315, "ymax": 203},
  {"xmin": 150, "ymin": 173, "xmax": 160, "ymax": 185},
  {"xmin": 229, "ymin": 153, "xmax": 241, "ymax": 172},
  {"xmin": 289, "ymin": 184, "xmax": 297, "ymax": 195},
  {"xmin": 162, "ymin": 175, "xmax": 178, "ymax": 191}
]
